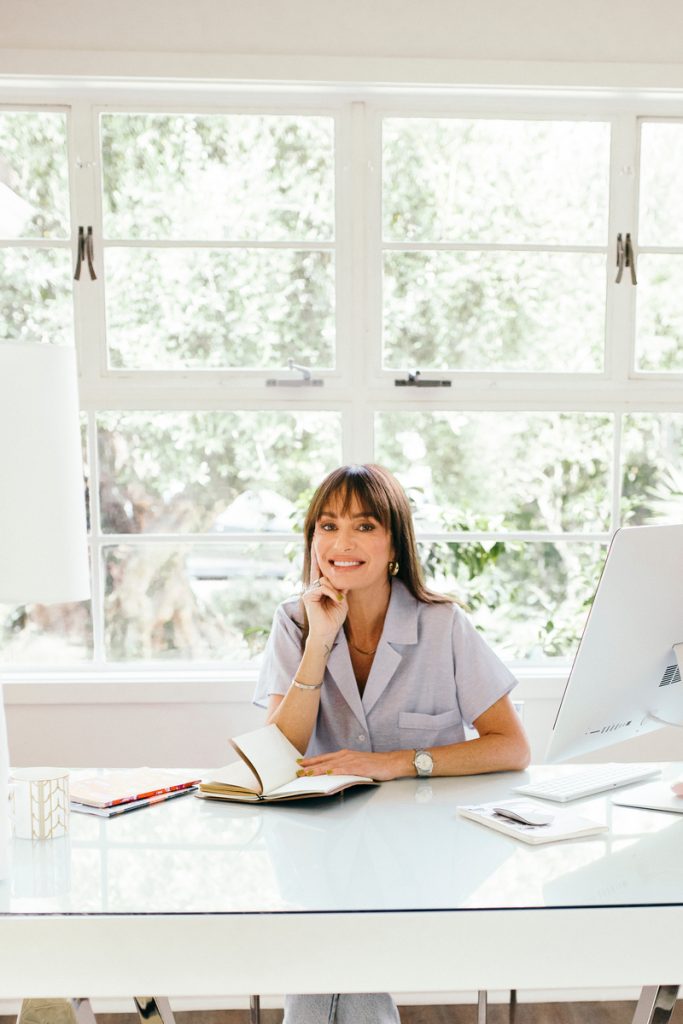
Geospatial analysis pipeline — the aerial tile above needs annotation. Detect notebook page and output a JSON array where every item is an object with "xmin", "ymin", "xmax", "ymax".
[{"xmin": 231, "ymin": 723, "xmax": 303, "ymax": 794}]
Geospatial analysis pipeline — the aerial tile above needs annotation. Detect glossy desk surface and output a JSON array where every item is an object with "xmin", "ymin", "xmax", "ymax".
[{"xmin": 1, "ymin": 764, "xmax": 682, "ymax": 998}]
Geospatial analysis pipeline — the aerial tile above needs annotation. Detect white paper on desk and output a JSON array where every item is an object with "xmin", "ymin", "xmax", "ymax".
[{"xmin": 612, "ymin": 781, "xmax": 683, "ymax": 814}]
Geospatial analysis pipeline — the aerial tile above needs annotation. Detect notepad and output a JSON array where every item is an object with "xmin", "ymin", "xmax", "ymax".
[{"xmin": 458, "ymin": 800, "xmax": 608, "ymax": 845}]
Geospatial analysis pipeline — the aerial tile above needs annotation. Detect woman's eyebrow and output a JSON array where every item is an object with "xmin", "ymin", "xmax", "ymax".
[{"xmin": 318, "ymin": 509, "xmax": 377, "ymax": 519}]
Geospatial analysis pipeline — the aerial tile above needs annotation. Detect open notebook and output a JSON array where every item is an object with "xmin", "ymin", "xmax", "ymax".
[{"xmin": 198, "ymin": 724, "xmax": 378, "ymax": 803}]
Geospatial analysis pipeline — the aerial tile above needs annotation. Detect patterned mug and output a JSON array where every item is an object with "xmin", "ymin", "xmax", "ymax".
[{"xmin": 9, "ymin": 768, "xmax": 70, "ymax": 840}]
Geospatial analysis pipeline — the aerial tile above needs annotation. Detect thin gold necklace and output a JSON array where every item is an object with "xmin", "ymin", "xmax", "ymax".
[{"xmin": 347, "ymin": 636, "xmax": 377, "ymax": 656}]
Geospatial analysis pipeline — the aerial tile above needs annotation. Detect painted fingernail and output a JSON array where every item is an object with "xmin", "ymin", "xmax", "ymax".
[
  {"xmin": 295, "ymin": 758, "xmax": 303, "ymax": 764},
  {"xmin": 306, "ymin": 770, "xmax": 315, "ymax": 777},
  {"xmin": 337, "ymin": 593, "xmax": 344, "ymax": 602},
  {"xmin": 296, "ymin": 770, "xmax": 304, "ymax": 777},
  {"xmin": 326, "ymin": 769, "xmax": 333, "ymax": 775}
]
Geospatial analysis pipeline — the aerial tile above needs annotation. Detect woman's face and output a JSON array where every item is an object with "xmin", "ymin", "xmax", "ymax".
[{"xmin": 312, "ymin": 492, "xmax": 394, "ymax": 594}]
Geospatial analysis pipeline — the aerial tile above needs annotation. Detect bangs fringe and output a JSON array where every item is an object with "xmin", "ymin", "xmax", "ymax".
[{"xmin": 312, "ymin": 466, "xmax": 392, "ymax": 528}]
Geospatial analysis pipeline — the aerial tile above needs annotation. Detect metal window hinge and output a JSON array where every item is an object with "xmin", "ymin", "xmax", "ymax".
[
  {"xmin": 394, "ymin": 370, "xmax": 451, "ymax": 388},
  {"xmin": 266, "ymin": 359, "xmax": 324, "ymax": 387},
  {"xmin": 74, "ymin": 226, "xmax": 97, "ymax": 281},
  {"xmin": 615, "ymin": 232, "xmax": 637, "ymax": 285}
]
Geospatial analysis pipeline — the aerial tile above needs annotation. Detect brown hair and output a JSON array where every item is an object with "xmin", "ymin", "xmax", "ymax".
[{"xmin": 302, "ymin": 464, "xmax": 452, "ymax": 607}]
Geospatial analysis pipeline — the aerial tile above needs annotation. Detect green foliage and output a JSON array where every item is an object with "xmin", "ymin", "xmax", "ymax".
[
  {"xmin": 383, "ymin": 118, "xmax": 610, "ymax": 245},
  {"xmin": 3, "ymin": 111, "xmax": 683, "ymax": 666},
  {"xmin": 100, "ymin": 112, "xmax": 334, "ymax": 241},
  {"xmin": 376, "ymin": 411, "xmax": 613, "ymax": 534},
  {"xmin": 105, "ymin": 248, "xmax": 334, "ymax": 370}
]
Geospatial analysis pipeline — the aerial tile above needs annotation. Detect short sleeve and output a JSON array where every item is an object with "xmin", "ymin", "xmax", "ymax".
[
  {"xmin": 451, "ymin": 606, "xmax": 518, "ymax": 727},
  {"xmin": 253, "ymin": 601, "xmax": 304, "ymax": 708}
]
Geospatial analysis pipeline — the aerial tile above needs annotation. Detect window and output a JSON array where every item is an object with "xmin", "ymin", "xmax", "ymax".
[{"xmin": 2, "ymin": 89, "xmax": 683, "ymax": 674}]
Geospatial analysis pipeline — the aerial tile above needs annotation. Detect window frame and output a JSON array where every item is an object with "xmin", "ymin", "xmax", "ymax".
[{"xmin": 3, "ymin": 81, "xmax": 683, "ymax": 684}]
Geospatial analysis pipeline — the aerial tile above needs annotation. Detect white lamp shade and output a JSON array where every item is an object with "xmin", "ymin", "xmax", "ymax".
[{"xmin": 0, "ymin": 343, "xmax": 90, "ymax": 605}]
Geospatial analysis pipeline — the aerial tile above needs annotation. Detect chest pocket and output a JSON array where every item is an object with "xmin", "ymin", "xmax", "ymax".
[{"xmin": 398, "ymin": 708, "xmax": 463, "ymax": 746}]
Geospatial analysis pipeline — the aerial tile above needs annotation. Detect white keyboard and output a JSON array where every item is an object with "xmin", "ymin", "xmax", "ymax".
[{"xmin": 514, "ymin": 763, "xmax": 662, "ymax": 803}]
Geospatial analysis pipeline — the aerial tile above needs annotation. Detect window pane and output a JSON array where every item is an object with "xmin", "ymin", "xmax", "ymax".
[
  {"xmin": 639, "ymin": 122, "xmax": 683, "ymax": 247},
  {"xmin": 621, "ymin": 413, "xmax": 683, "ymax": 525},
  {"xmin": 0, "ymin": 601, "xmax": 92, "ymax": 664},
  {"xmin": 383, "ymin": 118, "xmax": 610, "ymax": 245},
  {"xmin": 420, "ymin": 540, "xmax": 604, "ymax": 661},
  {"xmin": 0, "ymin": 248, "xmax": 73, "ymax": 345},
  {"xmin": 0, "ymin": 110, "xmax": 69, "ymax": 239},
  {"xmin": 634, "ymin": 255, "xmax": 683, "ymax": 372},
  {"xmin": 383, "ymin": 251, "xmax": 605, "ymax": 372},
  {"xmin": 101, "ymin": 113, "xmax": 334, "ymax": 241},
  {"xmin": 98, "ymin": 410, "xmax": 342, "ymax": 534},
  {"xmin": 103, "ymin": 542, "xmax": 301, "ymax": 662},
  {"xmin": 376, "ymin": 411, "xmax": 613, "ymax": 533},
  {"xmin": 104, "ymin": 248, "xmax": 334, "ymax": 370}
]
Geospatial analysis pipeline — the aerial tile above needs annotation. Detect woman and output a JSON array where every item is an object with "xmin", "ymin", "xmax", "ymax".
[{"xmin": 254, "ymin": 464, "xmax": 530, "ymax": 1023}]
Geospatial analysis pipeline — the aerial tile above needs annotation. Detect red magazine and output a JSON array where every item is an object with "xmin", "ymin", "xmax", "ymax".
[{"xmin": 69, "ymin": 768, "xmax": 202, "ymax": 808}]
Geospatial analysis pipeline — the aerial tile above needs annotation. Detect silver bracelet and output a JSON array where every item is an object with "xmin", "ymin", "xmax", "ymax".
[{"xmin": 292, "ymin": 677, "xmax": 323, "ymax": 691}]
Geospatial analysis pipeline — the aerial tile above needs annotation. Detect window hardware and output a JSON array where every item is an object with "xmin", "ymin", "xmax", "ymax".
[
  {"xmin": 266, "ymin": 359, "xmax": 324, "ymax": 387},
  {"xmin": 615, "ymin": 232, "xmax": 637, "ymax": 285},
  {"xmin": 615, "ymin": 233, "xmax": 625, "ymax": 283},
  {"xmin": 624, "ymin": 232, "xmax": 637, "ymax": 285},
  {"xmin": 74, "ymin": 225, "xmax": 97, "ymax": 281},
  {"xmin": 394, "ymin": 370, "xmax": 451, "ymax": 388}
]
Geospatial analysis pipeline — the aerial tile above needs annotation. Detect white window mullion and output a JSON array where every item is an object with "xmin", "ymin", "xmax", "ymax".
[
  {"xmin": 612, "ymin": 410, "xmax": 624, "ymax": 534},
  {"xmin": 333, "ymin": 103, "xmax": 354, "ymax": 394},
  {"xmin": 69, "ymin": 101, "xmax": 108, "ymax": 395},
  {"xmin": 340, "ymin": 100, "xmax": 376, "ymax": 464},
  {"xmin": 606, "ymin": 114, "xmax": 640, "ymax": 384},
  {"xmin": 364, "ymin": 105, "xmax": 385, "ymax": 390},
  {"xmin": 85, "ymin": 410, "xmax": 106, "ymax": 666}
]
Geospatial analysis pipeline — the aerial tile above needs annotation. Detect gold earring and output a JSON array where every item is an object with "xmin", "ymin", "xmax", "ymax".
[{"xmin": 388, "ymin": 560, "xmax": 399, "ymax": 576}]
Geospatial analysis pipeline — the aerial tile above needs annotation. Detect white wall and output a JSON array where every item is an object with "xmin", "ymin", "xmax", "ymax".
[
  {"xmin": 6, "ymin": 678, "xmax": 682, "ymax": 769},
  {"xmin": 2, "ymin": 0, "xmax": 683, "ymax": 65}
]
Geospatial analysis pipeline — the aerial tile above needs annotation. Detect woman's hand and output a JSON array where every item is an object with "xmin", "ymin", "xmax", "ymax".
[
  {"xmin": 302, "ymin": 545, "xmax": 348, "ymax": 647},
  {"xmin": 296, "ymin": 748, "xmax": 407, "ymax": 782}
]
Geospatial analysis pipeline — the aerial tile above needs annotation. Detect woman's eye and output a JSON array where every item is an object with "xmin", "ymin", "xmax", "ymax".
[
  {"xmin": 319, "ymin": 522, "xmax": 336, "ymax": 531},
  {"xmin": 358, "ymin": 522, "xmax": 375, "ymax": 532}
]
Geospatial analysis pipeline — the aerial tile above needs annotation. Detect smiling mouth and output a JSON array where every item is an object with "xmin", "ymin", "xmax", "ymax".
[{"xmin": 329, "ymin": 560, "xmax": 364, "ymax": 568}]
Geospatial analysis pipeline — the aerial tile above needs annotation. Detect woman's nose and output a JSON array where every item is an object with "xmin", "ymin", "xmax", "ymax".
[{"xmin": 332, "ymin": 529, "xmax": 354, "ymax": 550}]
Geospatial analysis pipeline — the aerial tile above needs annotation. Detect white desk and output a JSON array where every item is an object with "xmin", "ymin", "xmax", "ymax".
[{"xmin": 1, "ymin": 765, "xmax": 682, "ymax": 1004}]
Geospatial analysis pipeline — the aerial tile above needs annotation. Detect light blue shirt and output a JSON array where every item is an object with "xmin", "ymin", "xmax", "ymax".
[{"xmin": 253, "ymin": 578, "xmax": 517, "ymax": 756}]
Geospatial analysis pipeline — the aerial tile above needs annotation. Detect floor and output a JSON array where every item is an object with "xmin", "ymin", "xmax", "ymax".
[{"xmin": 5, "ymin": 999, "xmax": 683, "ymax": 1024}]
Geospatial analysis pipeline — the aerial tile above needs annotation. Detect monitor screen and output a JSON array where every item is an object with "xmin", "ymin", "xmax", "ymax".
[{"xmin": 545, "ymin": 524, "xmax": 683, "ymax": 763}]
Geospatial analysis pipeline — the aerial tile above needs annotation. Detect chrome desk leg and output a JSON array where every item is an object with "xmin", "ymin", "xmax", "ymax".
[
  {"xmin": 249, "ymin": 995, "xmax": 261, "ymax": 1024},
  {"xmin": 509, "ymin": 989, "xmax": 517, "ymax": 1024},
  {"xmin": 133, "ymin": 997, "xmax": 176, "ymax": 1024},
  {"xmin": 17, "ymin": 1000, "xmax": 97, "ymax": 1024},
  {"xmin": 477, "ymin": 990, "xmax": 487, "ymax": 1024},
  {"xmin": 632, "ymin": 986, "xmax": 680, "ymax": 1024}
]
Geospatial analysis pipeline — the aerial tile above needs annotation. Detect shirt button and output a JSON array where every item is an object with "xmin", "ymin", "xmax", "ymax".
[{"xmin": 357, "ymin": 734, "xmax": 365, "ymax": 742}]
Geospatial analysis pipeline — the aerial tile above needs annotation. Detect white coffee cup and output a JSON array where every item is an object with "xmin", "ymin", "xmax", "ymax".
[{"xmin": 9, "ymin": 768, "xmax": 70, "ymax": 840}]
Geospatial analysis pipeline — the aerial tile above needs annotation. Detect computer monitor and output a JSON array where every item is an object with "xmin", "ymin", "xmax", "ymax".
[{"xmin": 545, "ymin": 523, "xmax": 683, "ymax": 763}]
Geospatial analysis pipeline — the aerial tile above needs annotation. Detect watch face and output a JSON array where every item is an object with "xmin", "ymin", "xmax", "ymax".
[{"xmin": 415, "ymin": 752, "xmax": 433, "ymax": 774}]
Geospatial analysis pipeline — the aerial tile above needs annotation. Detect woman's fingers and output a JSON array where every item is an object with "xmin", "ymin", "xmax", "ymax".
[
  {"xmin": 295, "ymin": 750, "xmax": 396, "ymax": 782},
  {"xmin": 309, "ymin": 544, "xmax": 321, "ymax": 586},
  {"xmin": 304, "ymin": 574, "xmax": 345, "ymax": 604}
]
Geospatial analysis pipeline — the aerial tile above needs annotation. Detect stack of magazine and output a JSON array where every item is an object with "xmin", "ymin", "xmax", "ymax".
[{"xmin": 70, "ymin": 768, "xmax": 202, "ymax": 817}]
